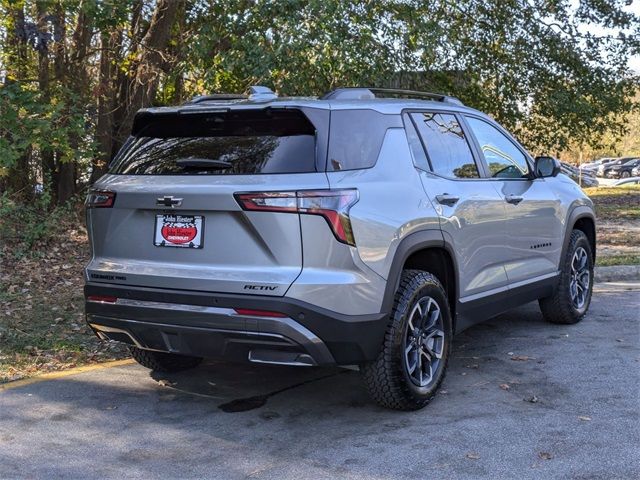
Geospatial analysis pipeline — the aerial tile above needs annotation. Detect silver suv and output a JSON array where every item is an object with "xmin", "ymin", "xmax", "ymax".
[{"xmin": 85, "ymin": 87, "xmax": 596, "ymax": 410}]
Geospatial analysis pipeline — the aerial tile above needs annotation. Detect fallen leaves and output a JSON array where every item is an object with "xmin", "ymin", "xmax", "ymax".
[
  {"xmin": 524, "ymin": 395, "xmax": 539, "ymax": 403},
  {"xmin": 578, "ymin": 415, "xmax": 592, "ymax": 421},
  {"xmin": 510, "ymin": 355, "xmax": 534, "ymax": 362},
  {"xmin": 499, "ymin": 383, "xmax": 511, "ymax": 391},
  {"xmin": 538, "ymin": 452, "xmax": 553, "ymax": 460},
  {"xmin": 466, "ymin": 452, "xmax": 480, "ymax": 460}
]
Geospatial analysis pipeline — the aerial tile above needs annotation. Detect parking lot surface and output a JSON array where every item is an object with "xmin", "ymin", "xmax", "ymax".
[{"xmin": 1, "ymin": 282, "xmax": 638, "ymax": 479}]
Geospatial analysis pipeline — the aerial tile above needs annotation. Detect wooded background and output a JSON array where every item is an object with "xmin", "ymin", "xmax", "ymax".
[{"xmin": 1, "ymin": 0, "xmax": 638, "ymax": 207}]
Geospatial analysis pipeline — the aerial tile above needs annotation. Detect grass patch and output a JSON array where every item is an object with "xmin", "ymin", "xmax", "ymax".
[
  {"xmin": 596, "ymin": 254, "xmax": 640, "ymax": 267},
  {"xmin": 583, "ymin": 186, "xmax": 640, "ymax": 221}
]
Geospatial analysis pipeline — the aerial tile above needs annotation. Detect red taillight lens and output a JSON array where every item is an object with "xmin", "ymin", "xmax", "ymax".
[
  {"xmin": 235, "ymin": 189, "xmax": 359, "ymax": 245},
  {"xmin": 234, "ymin": 308, "xmax": 288, "ymax": 318},
  {"xmin": 86, "ymin": 295, "xmax": 118, "ymax": 303},
  {"xmin": 86, "ymin": 190, "xmax": 116, "ymax": 208}
]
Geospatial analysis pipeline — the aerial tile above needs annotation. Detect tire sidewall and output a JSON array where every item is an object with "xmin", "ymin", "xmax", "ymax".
[
  {"xmin": 394, "ymin": 275, "xmax": 453, "ymax": 400},
  {"xmin": 563, "ymin": 233, "xmax": 594, "ymax": 317}
]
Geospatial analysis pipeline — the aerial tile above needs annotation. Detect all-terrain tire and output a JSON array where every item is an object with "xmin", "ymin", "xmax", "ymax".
[
  {"xmin": 129, "ymin": 346, "xmax": 203, "ymax": 372},
  {"xmin": 539, "ymin": 229, "xmax": 594, "ymax": 324},
  {"xmin": 361, "ymin": 270, "xmax": 453, "ymax": 411}
]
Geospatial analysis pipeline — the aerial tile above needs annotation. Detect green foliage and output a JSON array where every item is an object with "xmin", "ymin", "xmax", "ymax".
[
  {"xmin": 0, "ymin": 0, "xmax": 638, "ymax": 202},
  {"xmin": 0, "ymin": 190, "xmax": 84, "ymax": 257}
]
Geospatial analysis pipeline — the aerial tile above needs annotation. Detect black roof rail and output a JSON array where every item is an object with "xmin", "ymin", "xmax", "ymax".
[{"xmin": 321, "ymin": 87, "xmax": 464, "ymax": 106}]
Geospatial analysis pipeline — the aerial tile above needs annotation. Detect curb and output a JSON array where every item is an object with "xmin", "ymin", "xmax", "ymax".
[
  {"xmin": 0, "ymin": 359, "xmax": 135, "ymax": 392},
  {"xmin": 594, "ymin": 264, "xmax": 640, "ymax": 283}
]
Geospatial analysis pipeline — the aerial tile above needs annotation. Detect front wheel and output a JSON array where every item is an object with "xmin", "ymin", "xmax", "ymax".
[
  {"xmin": 539, "ymin": 229, "xmax": 594, "ymax": 324},
  {"xmin": 361, "ymin": 270, "xmax": 452, "ymax": 410}
]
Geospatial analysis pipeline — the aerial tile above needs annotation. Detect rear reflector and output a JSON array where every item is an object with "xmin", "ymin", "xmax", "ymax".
[
  {"xmin": 234, "ymin": 308, "xmax": 287, "ymax": 318},
  {"xmin": 235, "ymin": 189, "xmax": 359, "ymax": 245},
  {"xmin": 87, "ymin": 295, "xmax": 118, "ymax": 303}
]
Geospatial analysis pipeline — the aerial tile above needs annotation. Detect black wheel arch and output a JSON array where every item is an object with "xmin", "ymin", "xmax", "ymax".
[
  {"xmin": 562, "ymin": 206, "xmax": 596, "ymax": 264},
  {"xmin": 381, "ymin": 229, "xmax": 459, "ymax": 331}
]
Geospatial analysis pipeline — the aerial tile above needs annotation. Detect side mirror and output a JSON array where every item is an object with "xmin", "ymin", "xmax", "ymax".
[{"xmin": 535, "ymin": 156, "xmax": 561, "ymax": 178}]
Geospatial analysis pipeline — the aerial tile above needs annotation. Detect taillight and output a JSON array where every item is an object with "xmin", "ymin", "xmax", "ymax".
[
  {"xmin": 234, "ymin": 308, "xmax": 287, "ymax": 318},
  {"xmin": 235, "ymin": 189, "xmax": 359, "ymax": 245},
  {"xmin": 86, "ymin": 190, "xmax": 116, "ymax": 208}
]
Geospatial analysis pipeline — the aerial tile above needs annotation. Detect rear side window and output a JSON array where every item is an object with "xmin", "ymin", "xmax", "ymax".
[
  {"xmin": 327, "ymin": 110, "xmax": 400, "ymax": 171},
  {"xmin": 110, "ymin": 109, "xmax": 317, "ymax": 175},
  {"xmin": 410, "ymin": 112, "xmax": 479, "ymax": 179}
]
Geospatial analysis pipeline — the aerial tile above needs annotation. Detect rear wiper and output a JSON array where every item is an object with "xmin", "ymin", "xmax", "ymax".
[{"xmin": 176, "ymin": 158, "xmax": 233, "ymax": 169}]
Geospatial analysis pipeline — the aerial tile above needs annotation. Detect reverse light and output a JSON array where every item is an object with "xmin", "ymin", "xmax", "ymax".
[
  {"xmin": 86, "ymin": 190, "xmax": 116, "ymax": 208},
  {"xmin": 235, "ymin": 189, "xmax": 359, "ymax": 245},
  {"xmin": 234, "ymin": 308, "xmax": 288, "ymax": 318}
]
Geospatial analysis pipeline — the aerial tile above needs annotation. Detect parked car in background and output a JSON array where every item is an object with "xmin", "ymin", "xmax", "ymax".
[
  {"xmin": 605, "ymin": 158, "xmax": 640, "ymax": 178},
  {"xmin": 560, "ymin": 162, "xmax": 599, "ymax": 187},
  {"xmin": 597, "ymin": 157, "xmax": 634, "ymax": 177},
  {"xmin": 613, "ymin": 177, "xmax": 640, "ymax": 186},
  {"xmin": 580, "ymin": 157, "xmax": 614, "ymax": 173}
]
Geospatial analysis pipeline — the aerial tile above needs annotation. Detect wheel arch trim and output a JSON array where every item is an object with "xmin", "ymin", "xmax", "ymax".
[
  {"xmin": 562, "ymin": 206, "xmax": 596, "ymax": 263},
  {"xmin": 380, "ymin": 229, "xmax": 458, "ymax": 318}
]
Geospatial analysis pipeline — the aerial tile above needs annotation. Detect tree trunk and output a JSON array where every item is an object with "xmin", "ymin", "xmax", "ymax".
[
  {"xmin": 91, "ymin": 30, "xmax": 118, "ymax": 184},
  {"xmin": 114, "ymin": 0, "xmax": 184, "ymax": 147},
  {"xmin": 58, "ymin": 2, "xmax": 93, "ymax": 203},
  {"xmin": 4, "ymin": 3, "xmax": 31, "ymax": 198},
  {"xmin": 36, "ymin": 1, "xmax": 55, "ymax": 200}
]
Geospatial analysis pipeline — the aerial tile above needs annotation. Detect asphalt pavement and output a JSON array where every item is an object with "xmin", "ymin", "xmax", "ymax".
[{"xmin": 1, "ymin": 282, "xmax": 638, "ymax": 479}]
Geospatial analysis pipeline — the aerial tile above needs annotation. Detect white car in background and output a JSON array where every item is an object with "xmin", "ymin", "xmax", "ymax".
[
  {"xmin": 580, "ymin": 157, "xmax": 615, "ymax": 173},
  {"xmin": 613, "ymin": 177, "xmax": 640, "ymax": 186}
]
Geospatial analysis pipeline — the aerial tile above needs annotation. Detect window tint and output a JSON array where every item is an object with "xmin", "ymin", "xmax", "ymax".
[
  {"xmin": 465, "ymin": 117, "xmax": 529, "ymax": 179},
  {"xmin": 410, "ymin": 112, "xmax": 479, "ymax": 179},
  {"xmin": 327, "ymin": 110, "xmax": 399, "ymax": 171},
  {"xmin": 110, "ymin": 135, "xmax": 316, "ymax": 175},
  {"xmin": 110, "ymin": 109, "xmax": 317, "ymax": 175}
]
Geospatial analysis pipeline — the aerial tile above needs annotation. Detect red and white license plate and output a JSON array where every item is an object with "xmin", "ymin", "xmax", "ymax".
[{"xmin": 154, "ymin": 214, "xmax": 204, "ymax": 249}]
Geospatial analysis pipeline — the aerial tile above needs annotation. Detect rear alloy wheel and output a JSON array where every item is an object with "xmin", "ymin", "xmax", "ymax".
[
  {"xmin": 361, "ymin": 270, "xmax": 452, "ymax": 410},
  {"xmin": 129, "ymin": 346, "xmax": 203, "ymax": 372},
  {"xmin": 539, "ymin": 229, "xmax": 593, "ymax": 324},
  {"xmin": 621, "ymin": 171, "xmax": 631, "ymax": 178}
]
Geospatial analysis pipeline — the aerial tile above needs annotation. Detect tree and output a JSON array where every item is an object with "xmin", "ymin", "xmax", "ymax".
[{"xmin": 0, "ymin": 0, "xmax": 638, "ymax": 205}]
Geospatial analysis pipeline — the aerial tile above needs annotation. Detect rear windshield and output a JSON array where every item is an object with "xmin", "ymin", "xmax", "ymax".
[{"xmin": 109, "ymin": 109, "xmax": 317, "ymax": 175}]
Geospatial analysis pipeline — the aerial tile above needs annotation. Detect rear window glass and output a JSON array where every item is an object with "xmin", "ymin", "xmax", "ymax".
[
  {"xmin": 109, "ymin": 109, "xmax": 317, "ymax": 175},
  {"xmin": 410, "ymin": 112, "xmax": 479, "ymax": 179},
  {"xmin": 327, "ymin": 110, "xmax": 400, "ymax": 171}
]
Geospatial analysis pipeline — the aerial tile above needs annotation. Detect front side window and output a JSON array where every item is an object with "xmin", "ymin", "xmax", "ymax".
[
  {"xmin": 465, "ymin": 117, "xmax": 529, "ymax": 179},
  {"xmin": 410, "ymin": 112, "xmax": 479, "ymax": 179}
]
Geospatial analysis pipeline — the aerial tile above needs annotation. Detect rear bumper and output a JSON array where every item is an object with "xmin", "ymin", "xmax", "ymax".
[{"xmin": 84, "ymin": 283, "xmax": 388, "ymax": 366}]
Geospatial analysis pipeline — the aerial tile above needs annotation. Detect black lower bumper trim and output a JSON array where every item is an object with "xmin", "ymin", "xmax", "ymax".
[{"xmin": 84, "ymin": 282, "xmax": 389, "ymax": 365}]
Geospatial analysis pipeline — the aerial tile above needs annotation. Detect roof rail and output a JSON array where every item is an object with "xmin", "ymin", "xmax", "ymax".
[
  {"xmin": 321, "ymin": 87, "xmax": 464, "ymax": 106},
  {"xmin": 185, "ymin": 86, "xmax": 278, "ymax": 105},
  {"xmin": 186, "ymin": 93, "xmax": 247, "ymax": 104}
]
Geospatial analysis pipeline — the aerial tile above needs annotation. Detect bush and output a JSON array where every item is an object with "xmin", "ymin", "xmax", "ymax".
[{"xmin": 0, "ymin": 191, "xmax": 86, "ymax": 259}]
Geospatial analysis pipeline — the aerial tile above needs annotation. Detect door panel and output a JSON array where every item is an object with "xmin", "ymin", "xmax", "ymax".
[
  {"xmin": 420, "ymin": 173, "xmax": 509, "ymax": 298},
  {"xmin": 463, "ymin": 115, "xmax": 563, "ymax": 284},
  {"xmin": 493, "ymin": 179, "xmax": 564, "ymax": 283},
  {"xmin": 405, "ymin": 112, "xmax": 509, "ymax": 299}
]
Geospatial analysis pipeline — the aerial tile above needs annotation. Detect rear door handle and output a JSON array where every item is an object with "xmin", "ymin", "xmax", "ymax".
[
  {"xmin": 505, "ymin": 194, "xmax": 524, "ymax": 205},
  {"xmin": 435, "ymin": 194, "xmax": 460, "ymax": 206}
]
